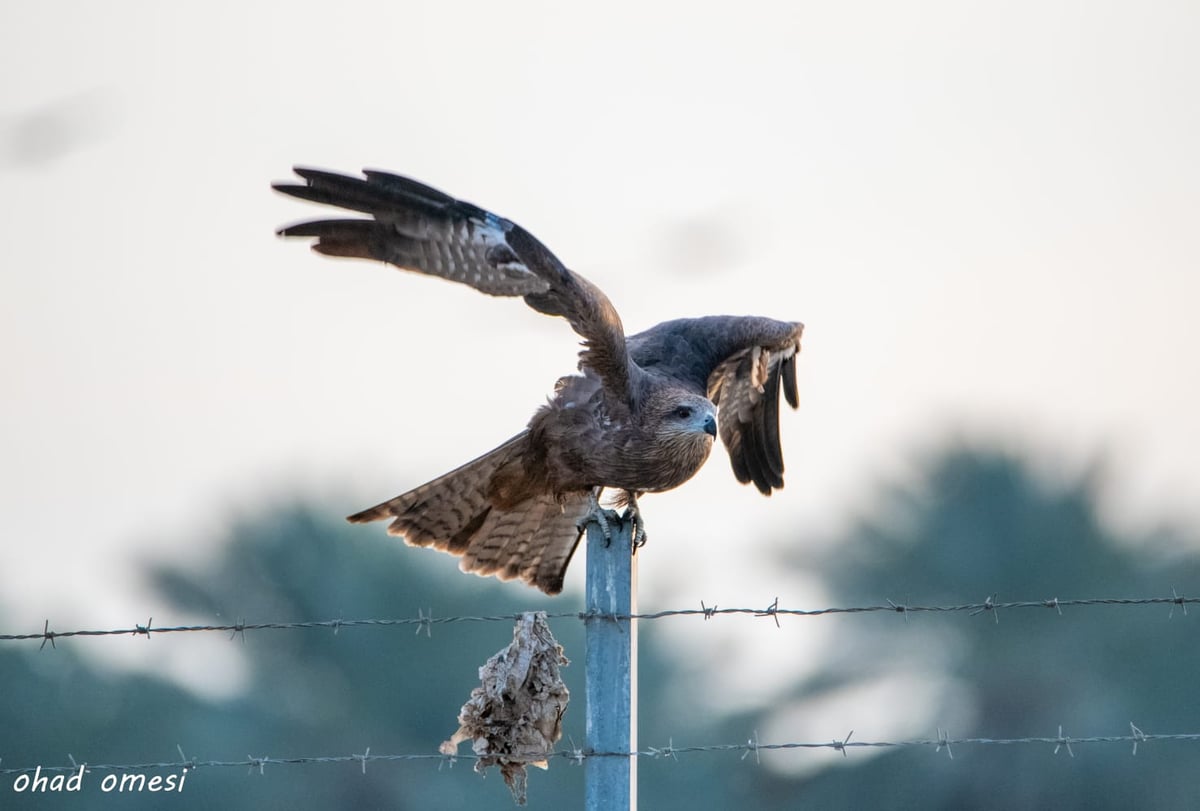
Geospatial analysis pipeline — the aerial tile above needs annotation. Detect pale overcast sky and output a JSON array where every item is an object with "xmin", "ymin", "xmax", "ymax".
[{"xmin": 1, "ymin": 2, "xmax": 1198, "ymax": 717}]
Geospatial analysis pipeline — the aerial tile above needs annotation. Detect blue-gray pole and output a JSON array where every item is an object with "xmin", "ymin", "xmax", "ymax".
[{"xmin": 584, "ymin": 516, "xmax": 637, "ymax": 810}]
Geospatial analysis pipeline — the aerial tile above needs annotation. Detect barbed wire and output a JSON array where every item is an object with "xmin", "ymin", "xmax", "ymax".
[
  {"xmin": 3, "ymin": 725, "xmax": 1196, "ymax": 776},
  {"xmin": 0, "ymin": 591, "xmax": 1194, "ymax": 647}
]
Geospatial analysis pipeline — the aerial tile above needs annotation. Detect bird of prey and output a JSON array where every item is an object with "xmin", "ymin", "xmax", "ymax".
[{"xmin": 273, "ymin": 168, "xmax": 804, "ymax": 595}]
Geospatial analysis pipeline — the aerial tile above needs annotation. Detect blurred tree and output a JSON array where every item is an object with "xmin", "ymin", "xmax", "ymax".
[{"xmin": 731, "ymin": 444, "xmax": 1200, "ymax": 810}]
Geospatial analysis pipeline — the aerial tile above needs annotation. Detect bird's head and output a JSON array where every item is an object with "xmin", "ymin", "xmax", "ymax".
[
  {"xmin": 652, "ymin": 392, "xmax": 718, "ymax": 444},
  {"xmin": 627, "ymin": 388, "xmax": 719, "ymax": 491}
]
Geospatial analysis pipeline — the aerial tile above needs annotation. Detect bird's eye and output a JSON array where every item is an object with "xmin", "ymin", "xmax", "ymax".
[{"xmin": 674, "ymin": 406, "xmax": 692, "ymax": 419}]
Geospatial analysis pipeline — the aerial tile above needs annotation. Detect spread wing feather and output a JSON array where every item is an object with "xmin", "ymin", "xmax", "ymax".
[
  {"xmin": 347, "ymin": 431, "xmax": 587, "ymax": 595},
  {"xmin": 274, "ymin": 167, "xmax": 635, "ymax": 406},
  {"xmin": 456, "ymin": 491, "xmax": 589, "ymax": 595},
  {"xmin": 461, "ymin": 491, "xmax": 591, "ymax": 594},
  {"xmin": 706, "ymin": 329, "xmax": 802, "ymax": 495}
]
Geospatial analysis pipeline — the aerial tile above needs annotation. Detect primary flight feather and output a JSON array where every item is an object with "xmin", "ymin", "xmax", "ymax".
[{"xmin": 274, "ymin": 167, "xmax": 803, "ymax": 594}]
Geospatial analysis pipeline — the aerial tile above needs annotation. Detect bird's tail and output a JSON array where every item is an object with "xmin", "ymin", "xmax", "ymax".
[{"xmin": 348, "ymin": 432, "xmax": 590, "ymax": 595}]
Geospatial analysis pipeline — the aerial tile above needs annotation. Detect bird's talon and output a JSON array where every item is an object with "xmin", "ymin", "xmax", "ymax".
[
  {"xmin": 622, "ymin": 504, "xmax": 647, "ymax": 551},
  {"xmin": 580, "ymin": 491, "xmax": 616, "ymax": 546}
]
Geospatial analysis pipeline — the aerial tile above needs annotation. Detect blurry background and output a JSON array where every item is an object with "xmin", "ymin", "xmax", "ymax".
[{"xmin": 2, "ymin": 1, "xmax": 1198, "ymax": 808}]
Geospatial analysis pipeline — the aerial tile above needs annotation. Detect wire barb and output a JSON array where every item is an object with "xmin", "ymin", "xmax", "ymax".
[
  {"xmin": 1053, "ymin": 725, "xmax": 1074, "ymax": 758},
  {"xmin": 646, "ymin": 738, "xmax": 679, "ymax": 762},
  {"xmin": 755, "ymin": 598, "xmax": 781, "ymax": 628},
  {"xmin": 1129, "ymin": 722, "xmax": 1147, "ymax": 755},
  {"xmin": 936, "ymin": 728, "xmax": 954, "ymax": 760},
  {"xmin": 741, "ymin": 730, "xmax": 761, "ymax": 764},
  {"xmin": 831, "ymin": 730, "xmax": 855, "ymax": 758},
  {"xmin": 969, "ymin": 594, "xmax": 1000, "ymax": 624},
  {"xmin": 888, "ymin": 599, "xmax": 909, "ymax": 622},
  {"xmin": 415, "ymin": 609, "xmax": 433, "ymax": 638},
  {"xmin": 1170, "ymin": 587, "xmax": 1188, "ymax": 618},
  {"xmin": 566, "ymin": 736, "xmax": 585, "ymax": 767},
  {"xmin": 39, "ymin": 619, "xmax": 56, "ymax": 650}
]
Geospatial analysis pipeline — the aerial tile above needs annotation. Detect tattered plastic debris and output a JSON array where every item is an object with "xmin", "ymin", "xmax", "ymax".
[{"xmin": 440, "ymin": 611, "xmax": 569, "ymax": 805}]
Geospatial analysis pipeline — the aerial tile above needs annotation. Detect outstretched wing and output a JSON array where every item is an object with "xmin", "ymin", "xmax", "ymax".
[
  {"xmin": 273, "ymin": 167, "xmax": 635, "ymax": 406},
  {"xmin": 628, "ymin": 316, "xmax": 803, "ymax": 495}
]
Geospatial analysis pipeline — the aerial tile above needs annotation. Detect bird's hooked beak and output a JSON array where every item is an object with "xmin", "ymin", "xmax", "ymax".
[{"xmin": 703, "ymin": 413, "xmax": 717, "ymax": 439}]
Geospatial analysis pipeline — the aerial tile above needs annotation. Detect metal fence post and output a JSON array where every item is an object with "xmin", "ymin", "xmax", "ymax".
[{"xmin": 584, "ymin": 515, "xmax": 637, "ymax": 810}]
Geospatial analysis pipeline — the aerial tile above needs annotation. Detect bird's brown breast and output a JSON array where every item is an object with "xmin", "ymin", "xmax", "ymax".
[{"xmin": 630, "ymin": 432, "xmax": 714, "ymax": 493}]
